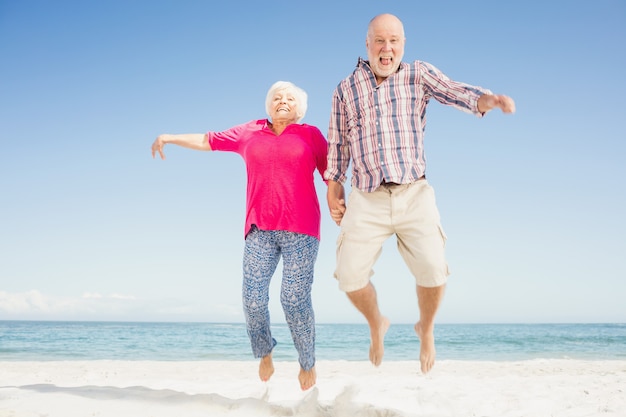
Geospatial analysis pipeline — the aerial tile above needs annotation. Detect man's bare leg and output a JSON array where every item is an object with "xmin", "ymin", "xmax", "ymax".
[
  {"xmin": 298, "ymin": 366, "xmax": 316, "ymax": 391},
  {"xmin": 347, "ymin": 282, "xmax": 390, "ymax": 366},
  {"xmin": 259, "ymin": 353, "xmax": 274, "ymax": 382},
  {"xmin": 414, "ymin": 284, "xmax": 445, "ymax": 374}
]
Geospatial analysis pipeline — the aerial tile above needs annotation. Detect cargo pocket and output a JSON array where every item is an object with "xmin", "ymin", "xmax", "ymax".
[
  {"xmin": 333, "ymin": 232, "xmax": 345, "ymax": 280},
  {"xmin": 438, "ymin": 224, "xmax": 450, "ymax": 276},
  {"xmin": 437, "ymin": 224, "xmax": 448, "ymax": 247}
]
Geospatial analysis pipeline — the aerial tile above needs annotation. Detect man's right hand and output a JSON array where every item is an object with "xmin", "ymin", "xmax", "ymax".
[
  {"xmin": 327, "ymin": 180, "xmax": 346, "ymax": 226},
  {"xmin": 329, "ymin": 199, "xmax": 346, "ymax": 225}
]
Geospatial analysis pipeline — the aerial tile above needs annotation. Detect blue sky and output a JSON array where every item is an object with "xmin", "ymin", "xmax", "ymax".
[{"xmin": 1, "ymin": 0, "xmax": 625, "ymax": 324}]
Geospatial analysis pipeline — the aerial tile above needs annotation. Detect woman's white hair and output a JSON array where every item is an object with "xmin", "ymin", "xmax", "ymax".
[{"xmin": 265, "ymin": 81, "xmax": 308, "ymax": 123}]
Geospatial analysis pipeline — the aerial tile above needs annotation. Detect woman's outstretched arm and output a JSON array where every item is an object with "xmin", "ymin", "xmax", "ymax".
[{"xmin": 151, "ymin": 133, "xmax": 211, "ymax": 159}]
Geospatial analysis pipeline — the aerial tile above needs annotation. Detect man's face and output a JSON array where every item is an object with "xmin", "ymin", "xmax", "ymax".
[{"xmin": 366, "ymin": 16, "xmax": 405, "ymax": 83}]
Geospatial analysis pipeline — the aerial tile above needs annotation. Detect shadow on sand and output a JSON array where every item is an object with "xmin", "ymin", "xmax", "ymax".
[{"xmin": 15, "ymin": 383, "xmax": 411, "ymax": 417}]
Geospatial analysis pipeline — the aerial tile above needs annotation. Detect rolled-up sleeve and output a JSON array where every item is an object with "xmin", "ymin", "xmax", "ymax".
[
  {"xmin": 324, "ymin": 89, "xmax": 351, "ymax": 184},
  {"xmin": 421, "ymin": 61, "xmax": 492, "ymax": 117}
]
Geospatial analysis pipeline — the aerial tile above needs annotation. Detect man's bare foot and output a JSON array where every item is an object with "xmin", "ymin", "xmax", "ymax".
[
  {"xmin": 369, "ymin": 317, "xmax": 390, "ymax": 366},
  {"xmin": 298, "ymin": 366, "xmax": 316, "ymax": 391},
  {"xmin": 414, "ymin": 321, "xmax": 436, "ymax": 373},
  {"xmin": 259, "ymin": 353, "xmax": 274, "ymax": 382}
]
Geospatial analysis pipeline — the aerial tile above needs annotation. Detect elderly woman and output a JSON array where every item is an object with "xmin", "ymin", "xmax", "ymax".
[{"xmin": 151, "ymin": 81, "xmax": 327, "ymax": 390}]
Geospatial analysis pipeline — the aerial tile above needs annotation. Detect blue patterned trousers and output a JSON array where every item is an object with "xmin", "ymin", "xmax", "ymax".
[{"xmin": 242, "ymin": 226, "xmax": 318, "ymax": 370}]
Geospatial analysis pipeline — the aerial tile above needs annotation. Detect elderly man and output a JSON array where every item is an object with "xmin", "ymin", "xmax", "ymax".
[{"xmin": 325, "ymin": 13, "xmax": 515, "ymax": 374}]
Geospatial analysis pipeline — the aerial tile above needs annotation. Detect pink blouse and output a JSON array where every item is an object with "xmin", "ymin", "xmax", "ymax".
[{"xmin": 207, "ymin": 119, "xmax": 328, "ymax": 240}]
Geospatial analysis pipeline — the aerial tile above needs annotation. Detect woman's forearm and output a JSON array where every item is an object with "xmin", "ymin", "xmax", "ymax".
[
  {"xmin": 151, "ymin": 133, "xmax": 211, "ymax": 159},
  {"xmin": 158, "ymin": 133, "xmax": 211, "ymax": 151}
]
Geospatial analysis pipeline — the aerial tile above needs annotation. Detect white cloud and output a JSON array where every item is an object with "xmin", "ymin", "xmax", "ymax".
[
  {"xmin": 0, "ymin": 290, "xmax": 138, "ymax": 318},
  {"xmin": 110, "ymin": 293, "xmax": 137, "ymax": 300},
  {"xmin": 80, "ymin": 292, "xmax": 135, "ymax": 301},
  {"xmin": 81, "ymin": 292, "xmax": 103, "ymax": 299},
  {"xmin": 0, "ymin": 290, "xmax": 243, "ymax": 322},
  {"xmin": 0, "ymin": 290, "xmax": 53, "ymax": 314}
]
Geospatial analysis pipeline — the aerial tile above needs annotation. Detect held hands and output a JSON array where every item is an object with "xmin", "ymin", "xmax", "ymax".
[
  {"xmin": 151, "ymin": 135, "xmax": 167, "ymax": 160},
  {"xmin": 329, "ymin": 199, "xmax": 346, "ymax": 226},
  {"xmin": 478, "ymin": 94, "xmax": 516, "ymax": 114},
  {"xmin": 327, "ymin": 180, "xmax": 346, "ymax": 226}
]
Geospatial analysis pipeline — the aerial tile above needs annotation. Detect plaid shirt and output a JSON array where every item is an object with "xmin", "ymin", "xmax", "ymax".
[{"xmin": 325, "ymin": 58, "xmax": 491, "ymax": 192}]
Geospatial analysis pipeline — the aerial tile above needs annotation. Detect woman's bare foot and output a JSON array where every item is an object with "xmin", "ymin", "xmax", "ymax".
[
  {"xmin": 414, "ymin": 321, "xmax": 436, "ymax": 373},
  {"xmin": 369, "ymin": 317, "xmax": 390, "ymax": 366},
  {"xmin": 298, "ymin": 366, "xmax": 316, "ymax": 391},
  {"xmin": 259, "ymin": 353, "xmax": 274, "ymax": 382}
]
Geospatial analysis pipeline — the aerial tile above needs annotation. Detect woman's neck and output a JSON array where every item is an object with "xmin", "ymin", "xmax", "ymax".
[{"xmin": 269, "ymin": 120, "xmax": 291, "ymax": 135}]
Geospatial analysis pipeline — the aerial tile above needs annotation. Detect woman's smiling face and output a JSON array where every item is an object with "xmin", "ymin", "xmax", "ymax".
[{"xmin": 269, "ymin": 89, "xmax": 299, "ymax": 123}]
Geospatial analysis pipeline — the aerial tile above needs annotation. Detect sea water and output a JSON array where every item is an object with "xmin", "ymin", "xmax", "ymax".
[{"xmin": 0, "ymin": 321, "xmax": 624, "ymax": 362}]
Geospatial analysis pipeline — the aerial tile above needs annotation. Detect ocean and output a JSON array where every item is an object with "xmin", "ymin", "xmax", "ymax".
[{"xmin": 1, "ymin": 321, "xmax": 624, "ymax": 362}]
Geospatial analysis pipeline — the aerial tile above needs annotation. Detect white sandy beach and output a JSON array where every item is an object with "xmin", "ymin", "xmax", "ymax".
[{"xmin": 0, "ymin": 359, "xmax": 624, "ymax": 417}]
